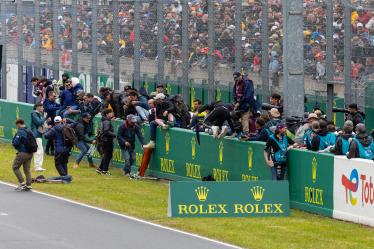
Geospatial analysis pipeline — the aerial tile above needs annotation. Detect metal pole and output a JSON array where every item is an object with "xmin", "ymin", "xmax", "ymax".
[
  {"xmin": 207, "ymin": 0, "xmax": 215, "ymax": 103},
  {"xmin": 112, "ymin": 0, "xmax": 120, "ymax": 90},
  {"xmin": 52, "ymin": 0, "xmax": 60, "ymax": 80},
  {"xmin": 134, "ymin": 0, "xmax": 141, "ymax": 89},
  {"xmin": 282, "ymin": 0, "xmax": 304, "ymax": 118},
  {"xmin": 344, "ymin": 4, "xmax": 352, "ymax": 107},
  {"xmin": 234, "ymin": 0, "xmax": 242, "ymax": 72},
  {"xmin": 91, "ymin": 0, "xmax": 98, "ymax": 94},
  {"xmin": 326, "ymin": 0, "xmax": 334, "ymax": 120},
  {"xmin": 1, "ymin": 2, "xmax": 7, "ymax": 99},
  {"xmin": 35, "ymin": 0, "xmax": 41, "ymax": 76},
  {"xmin": 72, "ymin": 0, "xmax": 78, "ymax": 76},
  {"xmin": 157, "ymin": 0, "xmax": 164, "ymax": 85},
  {"xmin": 261, "ymin": 0, "xmax": 269, "ymax": 104},
  {"xmin": 17, "ymin": 0, "xmax": 24, "ymax": 102},
  {"xmin": 181, "ymin": 0, "xmax": 189, "ymax": 104}
]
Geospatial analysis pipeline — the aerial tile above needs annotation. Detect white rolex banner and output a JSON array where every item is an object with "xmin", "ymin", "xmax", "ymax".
[{"xmin": 333, "ymin": 156, "xmax": 374, "ymax": 227}]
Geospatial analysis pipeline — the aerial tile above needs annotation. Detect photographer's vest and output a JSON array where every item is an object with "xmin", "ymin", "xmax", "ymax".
[
  {"xmin": 340, "ymin": 137, "xmax": 350, "ymax": 155},
  {"xmin": 269, "ymin": 134, "xmax": 288, "ymax": 163},
  {"xmin": 353, "ymin": 138, "xmax": 374, "ymax": 160},
  {"xmin": 319, "ymin": 132, "xmax": 336, "ymax": 150}
]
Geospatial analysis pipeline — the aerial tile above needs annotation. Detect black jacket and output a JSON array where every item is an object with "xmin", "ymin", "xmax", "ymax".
[
  {"xmin": 332, "ymin": 134, "xmax": 353, "ymax": 155},
  {"xmin": 75, "ymin": 118, "xmax": 94, "ymax": 143},
  {"xmin": 155, "ymin": 100, "xmax": 175, "ymax": 119},
  {"xmin": 100, "ymin": 117, "xmax": 116, "ymax": 142}
]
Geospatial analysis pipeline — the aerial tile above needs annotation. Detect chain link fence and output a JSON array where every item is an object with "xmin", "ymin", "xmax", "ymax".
[{"xmin": 0, "ymin": 0, "xmax": 374, "ymax": 127}]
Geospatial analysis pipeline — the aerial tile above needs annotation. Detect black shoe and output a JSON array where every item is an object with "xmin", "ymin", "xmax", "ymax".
[
  {"xmin": 96, "ymin": 168, "xmax": 104, "ymax": 175},
  {"xmin": 24, "ymin": 185, "xmax": 32, "ymax": 191},
  {"xmin": 103, "ymin": 171, "xmax": 111, "ymax": 176}
]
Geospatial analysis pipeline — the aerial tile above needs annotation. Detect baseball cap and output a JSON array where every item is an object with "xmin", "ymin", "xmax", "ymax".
[
  {"xmin": 276, "ymin": 123, "xmax": 286, "ymax": 130},
  {"xmin": 156, "ymin": 83, "xmax": 164, "ymax": 88},
  {"xmin": 126, "ymin": 114, "xmax": 138, "ymax": 123},
  {"xmin": 233, "ymin": 72, "xmax": 241, "ymax": 81},
  {"xmin": 54, "ymin": 116, "xmax": 62, "ymax": 123}
]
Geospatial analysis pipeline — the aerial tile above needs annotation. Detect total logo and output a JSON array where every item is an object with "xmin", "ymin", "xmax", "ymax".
[{"xmin": 341, "ymin": 169, "xmax": 374, "ymax": 207}]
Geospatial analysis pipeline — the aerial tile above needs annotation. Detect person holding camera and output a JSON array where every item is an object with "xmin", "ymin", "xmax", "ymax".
[
  {"xmin": 347, "ymin": 123, "xmax": 374, "ymax": 160},
  {"xmin": 332, "ymin": 120, "xmax": 354, "ymax": 156},
  {"xmin": 264, "ymin": 124, "xmax": 295, "ymax": 180},
  {"xmin": 347, "ymin": 103, "xmax": 365, "ymax": 129}
]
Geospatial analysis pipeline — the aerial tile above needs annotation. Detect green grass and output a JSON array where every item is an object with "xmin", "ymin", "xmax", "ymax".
[{"xmin": 0, "ymin": 142, "xmax": 373, "ymax": 249}]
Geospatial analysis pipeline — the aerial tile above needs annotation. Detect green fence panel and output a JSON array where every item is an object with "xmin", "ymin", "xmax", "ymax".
[
  {"xmin": 365, "ymin": 107, "xmax": 374, "ymax": 130},
  {"xmin": 190, "ymin": 85, "xmax": 205, "ymax": 109},
  {"xmin": 288, "ymin": 149, "xmax": 334, "ymax": 217},
  {"xmin": 215, "ymin": 85, "xmax": 231, "ymax": 103},
  {"xmin": 165, "ymin": 82, "xmax": 180, "ymax": 96}
]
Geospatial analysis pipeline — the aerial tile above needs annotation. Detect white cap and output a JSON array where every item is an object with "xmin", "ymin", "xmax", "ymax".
[
  {"xmin": 357, "ymin": 22, "xmax": 363, "ymax": 27},
  {"xmin": 154, "ymin": 93, "xmax": 166, "ymax": 100},
  {"xmin": 54, "ymin": 116, "xmax": 62, "ymax": 123}
]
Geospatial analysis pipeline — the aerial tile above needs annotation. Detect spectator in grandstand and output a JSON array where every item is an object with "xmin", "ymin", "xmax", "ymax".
[
  {"xmin": 44, "ymin": 116, "xmax": 74, "ymax": 177},
  {"xmin": 73, "ymin": 113, "xmax": 96, "ymax": 169},
  {"xmin": 264, "ymin": 123, "xmax": 295, "ymax": 181},
  {"xmin": 12, "ymin": 118, "xmax": 34, "ymax": 191},
  {"xmin": 332, "ymin": 120, "xmax": 354, "ymax": 156},
  {"xmin": 347, "ymin": 123, "xmax": 374, "ymax": 160},
  {"xmin": 347, "ymin": 103, "xmax": 365, "ymax": 129},
  {"xmin": 96, "ymin": 109, "xmax": 116, "ymax": 175},
  {"xmin": 117, "ymin": 114, "xmax": 145, "ymax": 177},
  {"xmin": 232, "ymin": 72, "xmax": 256, "ymax": 135},
  {"xmin": 143, "ymin": 93, "xmax": 175, "ymax": 149},
  {"xmin": 30, "ymin": 102, "xmax": 49, "ymax": 172},
  {"xmin": 310, "ymin": 120, "xmax": 336, "ymax": 152},
  {"xmin": 44, "ymin": 91, "xmax": 61, "ymax": 155}
]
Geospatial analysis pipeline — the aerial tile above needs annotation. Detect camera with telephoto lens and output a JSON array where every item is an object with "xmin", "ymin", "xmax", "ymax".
[{"xmin": 274, "ymin": 162, "xmax": 283, "ymax": 180}]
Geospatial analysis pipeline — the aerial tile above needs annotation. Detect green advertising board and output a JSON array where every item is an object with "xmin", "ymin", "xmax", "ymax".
[
  {"xmin": 168, "ymin": 181, "xmax": 290, "ymax": 217},
  {"xmin": 288, "ymin": 149, "xmax": 334, "ymax": 217}
]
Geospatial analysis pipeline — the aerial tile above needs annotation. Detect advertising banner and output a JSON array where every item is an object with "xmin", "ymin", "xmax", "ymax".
[
  {"xmin": 333, "ymin": 156, "xmax": 374, "ymax": 227},
  {"xmin": 168, "ymin": 181, "xmax": 290, "ymax": 217},
  {"xmin": 288, "ymin": 150, "xmax": 334, "ymax": 217}
]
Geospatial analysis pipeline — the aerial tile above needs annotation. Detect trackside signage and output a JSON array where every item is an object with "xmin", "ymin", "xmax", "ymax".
[
  {"xmin": 168, "ymin": 181, "xmax": 290, "ymax": 217},
  {"xmin": 333, "ymin": 156, "xmax": 374, "ymax": 227}
]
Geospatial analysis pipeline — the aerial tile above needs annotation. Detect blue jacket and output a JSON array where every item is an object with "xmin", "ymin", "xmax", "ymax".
[
  {"xmin": 233, "ymin": 76, "xmax": 256, "ymax": 112},
  {"xmin": 12, "ymin": 127, "xmax": 30, "ymax": 153},
  {"xmin": 60, "ymin": 89, "xmax": 76, "ymax": 109},
  {"xmin": 44, "ymin": 99, "xmax": 61, "ymax": 124},
  {"xmin": 30, "ymin": 111, "xmax": 45, "ymax": 138},
  {"xmin": 44, "ymin": 124, "xmax": 71, "ymax": 153}
]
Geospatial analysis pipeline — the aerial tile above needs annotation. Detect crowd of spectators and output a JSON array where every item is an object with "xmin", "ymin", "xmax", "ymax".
[{"xmin": 4, "ymin": 0, "xmax": 374, "ymax": 86}]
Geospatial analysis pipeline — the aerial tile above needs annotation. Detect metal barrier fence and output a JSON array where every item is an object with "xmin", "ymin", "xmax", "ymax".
[{"xmin": 0, "ymin": 0, "xmax": 374, "ymax": 120}]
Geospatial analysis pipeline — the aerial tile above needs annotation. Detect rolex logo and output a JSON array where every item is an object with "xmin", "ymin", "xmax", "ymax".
[
  {"xmin": 16, "ymin": 106, "xmax": 20, "ymax": 119},
  {"xmin": 166, "ymin": 83, "xmax": 171, "ymax": 95},
  {"xmin": 195, "ymin": 186, "xmax": 209, "ymax": 202},
  {"xmin": 190, "ymin": 87, "xmax": 195, "ymax": 109},
  {"xmin": 251, "ymin": 186, "xmax": 265, "ymax": 202},
  {"xmin": 216, "ymin": 88, "xmax": 221, "ymax": 101},
  {"xmin": 219, "ymin": 141, "xmax": 224, "ymax": 165},
  {"xmin": 165, "ymin": 131, "xmax": 170, "ymax": 154},
  {"xmin": 312, "ymin": 157, "xmax": 317, "ymax": 183},
  {"xmin": 248, "ymin": 147, "xmax": 253, "ymax": 171},
  {"xmin": 191, "ymin": 137, "xmax": 196, "ymax": 160}
]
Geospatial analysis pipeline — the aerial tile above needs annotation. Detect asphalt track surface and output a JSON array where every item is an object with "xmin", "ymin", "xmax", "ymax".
[{"xmin": 0, "ymin": 182, "xmax": 240, "ymax": 249}]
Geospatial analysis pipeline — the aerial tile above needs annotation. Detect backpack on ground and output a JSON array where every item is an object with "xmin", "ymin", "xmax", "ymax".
[
  {"xmin": 25, "ymin": 130, "xmax": 38, "ymax": 153},
  {"xmin": 62, "ymin": 125, "xmax": 78, "ymax": 148}
]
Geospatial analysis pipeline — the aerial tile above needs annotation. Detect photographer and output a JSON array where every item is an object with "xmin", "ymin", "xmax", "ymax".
[
  {"xmin": 263, "ymin": 124, "xmax": 295, "ymax": 181},
  {"xmin": 347, "ymin": 123, "xmax": 374, "ymax": 160},
  {"xmin": 332, "ymin": 121, "xmax": 354, "ymax": 156},
  {"xmin": 310, "ymin": 120, "xmax": 336, "ymax": 152}
]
